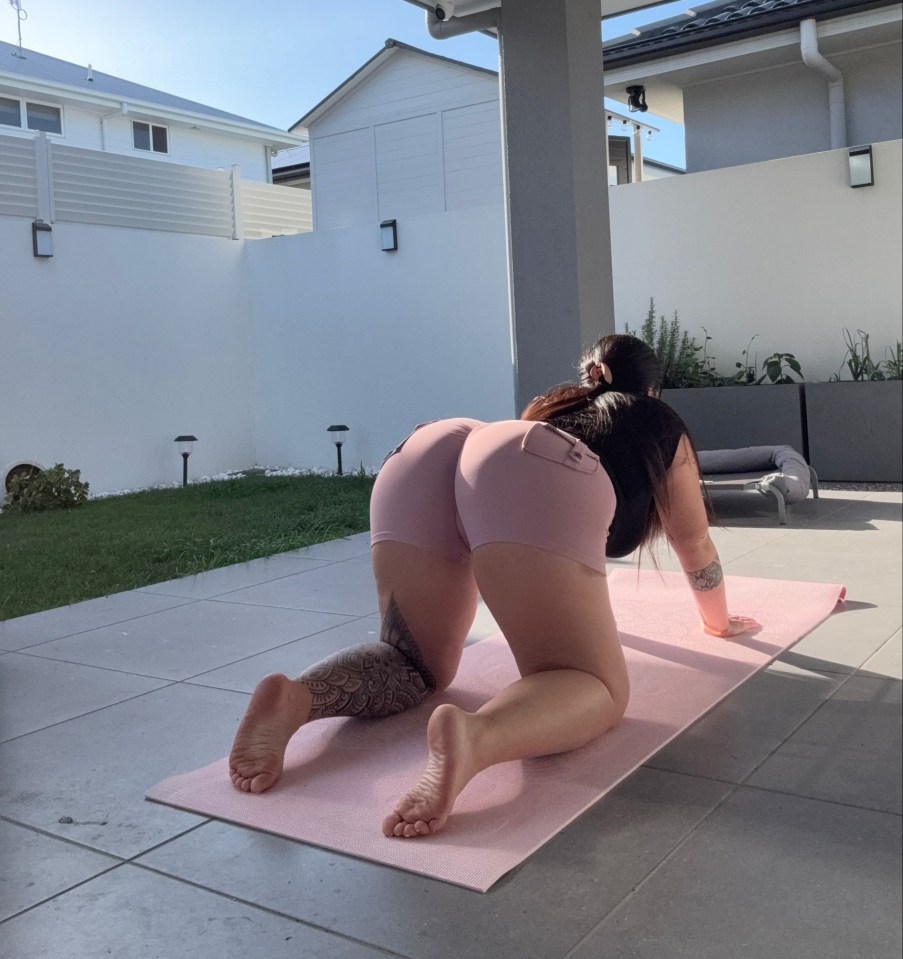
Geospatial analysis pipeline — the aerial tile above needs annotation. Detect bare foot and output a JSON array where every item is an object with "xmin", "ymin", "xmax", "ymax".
[
  {"xmin": 383, "ymin": 703, "xmax": 480, "ymax": 838},
  {"xmin": 229, "ymin": 674, "xmax": 311, "ymax": 793}
]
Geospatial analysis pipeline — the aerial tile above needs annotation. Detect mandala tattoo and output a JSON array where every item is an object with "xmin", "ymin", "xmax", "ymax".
[
  {"xmin": 302, "ymin": 595, "xmax": 437, "ymax": 720},
  {"xmin": 686, "ymin": 560, "xmax": 724, "ymax": 592}
]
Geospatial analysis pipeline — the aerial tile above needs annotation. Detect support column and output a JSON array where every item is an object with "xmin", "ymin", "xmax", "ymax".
[
  {"xmin": 498, "ymin": 0, "xmax": 615, "ymax": 413},
  {"xmin": 632, "ymin": 124, "xmax": 644, "ymax": 182}
]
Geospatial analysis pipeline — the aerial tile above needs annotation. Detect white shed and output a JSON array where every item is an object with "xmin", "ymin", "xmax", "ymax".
[{"xmin": 291, "ymin": 40, "xmax": 504, "ymax": 230}]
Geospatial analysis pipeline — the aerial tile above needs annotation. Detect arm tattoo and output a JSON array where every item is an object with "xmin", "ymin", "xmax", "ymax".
[
  {"xmin": 686, "ymin": 560, "xmax": 724, "ymax": 592},
  {"xmin": 302, "ymin": 595, "xmax": 437, "ymax": 720}
]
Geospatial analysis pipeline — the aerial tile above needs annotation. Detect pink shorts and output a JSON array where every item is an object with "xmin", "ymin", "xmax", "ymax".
[{"xmin": 370, "ymin": 418, "xmax": 616, "ymax": 573}]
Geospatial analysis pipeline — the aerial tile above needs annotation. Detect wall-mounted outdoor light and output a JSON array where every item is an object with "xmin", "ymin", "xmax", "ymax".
[
  {"xmin": 848, "ymin": 145, "xmax": 874, "ymax": 188},
  {"xmin": 327, "ymin": 424, "xmax": 349, "ymax": 475},
  {"xmin": 174, "ymin": 435, "xmax": 197, "ymax": 487},
  {"xmin": 32, "ymin": 220, "xmax": 53, "ymax": 257},
  {"xmin": 380, "ymin": 219, "xmax": 398, "ymax": 252},
  {"xmin": 626, "ymin": 85, "xmax": 648, "ymax": 113}
]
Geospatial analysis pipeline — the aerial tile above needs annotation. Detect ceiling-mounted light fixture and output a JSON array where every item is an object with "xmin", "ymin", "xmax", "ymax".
[{"xmin": 626, "ymin": 85, "xmax": 648, "ymax": 113}]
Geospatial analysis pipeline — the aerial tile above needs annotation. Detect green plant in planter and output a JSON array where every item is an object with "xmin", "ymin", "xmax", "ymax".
[
  {"xmin": 832, "ymin": 328, "xmax": 886, "ymax": 381},
  {"xmin": 4, "ymin": 463, "xmax": 89, "ymax": 513},
  {"xmin": 758, "ymin": 352, "xmax": 804, "ymax": 384},
  {"xmin": 882, "ymin": 341, "xmax": 902, "ymax": 380},
  {"xmin": 720, "ymin": 333, "xmax": 760, "ymax": 385},
  {"xmin": 626, "ymin": 300, "xmax": 801, "ymax": 388},
  {"xmin": 626, "ymin": 300, "xmax": 723, "ymax": 388}
]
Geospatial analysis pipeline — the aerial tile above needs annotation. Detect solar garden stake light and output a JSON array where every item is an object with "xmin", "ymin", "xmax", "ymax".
[
  {"xmin": 174, "ymin": 435, "xmax": 197, "ymax": 487},
  {"xmin": 327, "ymin": 425, "xmax": 349, "ymax": 476}
]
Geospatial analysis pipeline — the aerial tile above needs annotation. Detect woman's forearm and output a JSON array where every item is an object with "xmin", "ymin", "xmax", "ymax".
[{"xmin": 683, "ymin": 557, "xmax": 731, "ymax": 634}]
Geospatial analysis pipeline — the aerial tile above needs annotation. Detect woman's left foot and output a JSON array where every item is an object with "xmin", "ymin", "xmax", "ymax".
[{"xmin": 383, "ymin": 703, "xmax": 480, "ymax": 838}]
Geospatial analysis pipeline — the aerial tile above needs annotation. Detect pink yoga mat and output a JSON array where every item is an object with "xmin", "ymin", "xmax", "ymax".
[{"xmin": 147, "ymin": 570, "xmax": 844, "ymax": 891}]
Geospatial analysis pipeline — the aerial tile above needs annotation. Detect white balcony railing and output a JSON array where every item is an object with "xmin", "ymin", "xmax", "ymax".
[{"xmin": 0, "ymin": 131, "xmax": 311, "ymax": 241}]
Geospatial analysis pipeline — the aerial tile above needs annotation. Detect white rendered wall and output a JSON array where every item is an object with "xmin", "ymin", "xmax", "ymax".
[
  {"xmin": 609, "ymin": 140, "xmax": 903, "ymax": 381},
  {"xmin": 2, "ymin": 142, "xmax": 899, "ymax": 494},
  {"xmin": 245, "ymin": 204, "xmax": 515, "ymax": 474},
  {"xmin": 0, "ymin": 217, "xmax": 255, "ymax": 493}
]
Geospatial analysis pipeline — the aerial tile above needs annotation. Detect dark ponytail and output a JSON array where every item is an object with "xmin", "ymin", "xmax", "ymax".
[{"xmin": 521, "ymin": 334, "xmax": 697, "ymax": 554}]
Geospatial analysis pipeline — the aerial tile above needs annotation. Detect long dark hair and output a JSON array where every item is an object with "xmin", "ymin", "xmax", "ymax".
[{"xmin": 521, "ymin": 334, "xmax": 700, "ymax": 552}]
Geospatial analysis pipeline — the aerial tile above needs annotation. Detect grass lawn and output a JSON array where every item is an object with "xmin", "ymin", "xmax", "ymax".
[{"xmin": 0, "ymin": 473, "xmax": 375, "ymax": 621}]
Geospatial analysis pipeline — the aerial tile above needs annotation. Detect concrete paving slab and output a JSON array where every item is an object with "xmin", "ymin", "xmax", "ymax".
[
  {"xmin": 0, "ymin": 684, "xmax": 249, "ymax": 858},
  {"xmin": 22, "ymin": 601, "xmax": 353, "ymax": 681},
  {"xmin": 0, "ymin": 591, "xmax": 193, "ymax": 651},
  {"xmin": 136, "ymin": 554, "xmax": 335, "ymax": 600},
  {"xmin": 0, "ymin": 864, "xmax": 395, "ymax": 959},
  {"xmin": 0, "ymin": 820, "xmax": 118, "ymax": 922},
  {"xmin": 211, "ymin": 559, "xmax": 379, "ymax": 616},
  {"xmin": 0, "ymin": 653, "xmax": 169, "ymax": 742},
  {"xmin": 568, "ymin": 787, "xmax": 902, "ymax": 959},
  {"xmin": 747, "ymin": 674, "xmax": 902, "ymax": 814}
]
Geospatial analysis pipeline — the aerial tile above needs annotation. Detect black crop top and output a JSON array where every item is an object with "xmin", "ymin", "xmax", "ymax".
[{"xmin": 549, "ymin": 398, "xmax": 686, "ymax": 558}]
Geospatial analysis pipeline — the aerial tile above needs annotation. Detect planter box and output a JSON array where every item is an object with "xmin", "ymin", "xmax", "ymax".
[
  {"xmin": 662, "ymin": 385, "xmax": 805, "ymax": 452},
  {"xmin": 804, "ymin": 381, "xmax": 903, "ymax": 482}
]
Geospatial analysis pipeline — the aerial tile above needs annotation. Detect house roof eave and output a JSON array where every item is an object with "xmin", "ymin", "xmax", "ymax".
[
  {"xmin": 602, "ymin": 0, "xmax": 900, "ymax": 69},
  {"xmin": 0, "ymin": 69, "xmax": 305, "ymax": 148},
  {"xmin": 290, "ymin": 38, "xmax": 499, "ymax": 134},
  {"xmin": 602, "ymin": 2, "xmax": 902, "ymax": 119}
]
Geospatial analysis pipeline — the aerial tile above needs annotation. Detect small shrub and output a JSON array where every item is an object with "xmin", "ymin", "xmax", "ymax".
[
  {"xmin": 832, "ymin": 328, "xmax": 885, "ymax": 381},
  {"xmin": 758, "ymin": 351, "xmax": 804, "ymax": 384},
  {"xmin": 830, "ymin": 329, "xmax": 902, "ymax": 382},
  {"xmin": 626, "ymin": 300, "xmax": 801, "ymax": 388},
  {"xmin": 627, "ymin": 299, "xmax": 723, "ymax": 388},
  {"xmin": 4, "ymin": 463, "xmax": 89, "ymax": 513},
  {"xmin": 883, "ymin": 341, "xmax": 903, "ymax": 380}
]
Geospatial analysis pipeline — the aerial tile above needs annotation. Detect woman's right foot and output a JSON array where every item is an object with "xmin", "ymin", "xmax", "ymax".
[
  {"xmin": 382, "ymin": 703, "xmax": 480, "ymax": 838},
  {"xmin": 229, "ymin": 674, "xmax": 311, "ymax": 793}
]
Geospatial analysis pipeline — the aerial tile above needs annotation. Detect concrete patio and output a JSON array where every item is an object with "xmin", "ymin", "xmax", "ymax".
[{"xmin": 1, "ymin": 485, "xmax": 900, "ymax": 958}]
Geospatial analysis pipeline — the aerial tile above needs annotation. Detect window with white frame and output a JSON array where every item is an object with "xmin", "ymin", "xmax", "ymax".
[
  {"xmin": 132, "ymin": 121, "xmax": 168, "ymax": 154},
  {"xmin": 0, "ymin": 96, "xmax": 62, "ymax": 134}
]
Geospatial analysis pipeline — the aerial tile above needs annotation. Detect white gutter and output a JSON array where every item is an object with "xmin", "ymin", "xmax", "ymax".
[
  {"xmin": 800, "ymin": 18, "xmax": 847, "ymax": 150},
  {"xmin": 99, "ymin": 102, "xmax": 128, "ymax": 151},
  {"xmin": 426, "ymin": 6, "xmax": 499, "ymax": 38}
]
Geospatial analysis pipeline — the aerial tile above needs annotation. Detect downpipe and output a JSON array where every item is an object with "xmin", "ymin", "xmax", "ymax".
[{"xmin": 800, "ymin": 18, "xmax": 847, "ymax": 149}]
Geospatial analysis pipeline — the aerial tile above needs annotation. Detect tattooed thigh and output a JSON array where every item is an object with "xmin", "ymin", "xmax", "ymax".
[
  {"xmin": 686, "ymin": 560, "xmax": 724, "ymax": 592},
  {"xmin": 302, "ymin": 596, "xmax": 437, "ymax": 720}
]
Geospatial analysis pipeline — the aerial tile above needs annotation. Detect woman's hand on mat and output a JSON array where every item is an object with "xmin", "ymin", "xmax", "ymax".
[{"xmin": 702, "ymin": 615, "xmax": 760, "ymax": 638}]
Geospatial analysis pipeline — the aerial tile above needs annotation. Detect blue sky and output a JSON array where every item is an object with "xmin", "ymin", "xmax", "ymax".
[{"xmin": 4, "ymin": 0, "xmax": 690, "ymax": 167}]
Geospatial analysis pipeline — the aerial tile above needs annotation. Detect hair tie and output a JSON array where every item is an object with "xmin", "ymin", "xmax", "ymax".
[{"xmin": 589, "ymin": 362, "xmax": 613, "ymax": 385}]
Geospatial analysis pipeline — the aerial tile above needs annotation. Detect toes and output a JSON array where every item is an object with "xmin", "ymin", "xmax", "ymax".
[
  {"xmin": 249, "ymin": 773, "xmax": 274, "ymax": 793},
  {"xmin": 384, "ymin": 815, "xmax": 434, "ymax": 838}
]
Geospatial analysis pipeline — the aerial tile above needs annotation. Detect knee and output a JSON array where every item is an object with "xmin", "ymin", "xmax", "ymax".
[
  {"xmin": 427, "ymin": 664, "xmax": 457, "ymax": 695},
  {"xmin": 604, "ymin": 668, "xmax": 630, "ymax": 722},
  {"xmin": 607, "ymin": 681, "xmax": 630, "ymax": 725}
]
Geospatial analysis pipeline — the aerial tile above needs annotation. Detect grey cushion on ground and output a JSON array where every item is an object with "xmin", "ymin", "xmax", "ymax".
[{"xmin": 697, "ymin": 446, "xmax": 811, "ymax": 504}]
